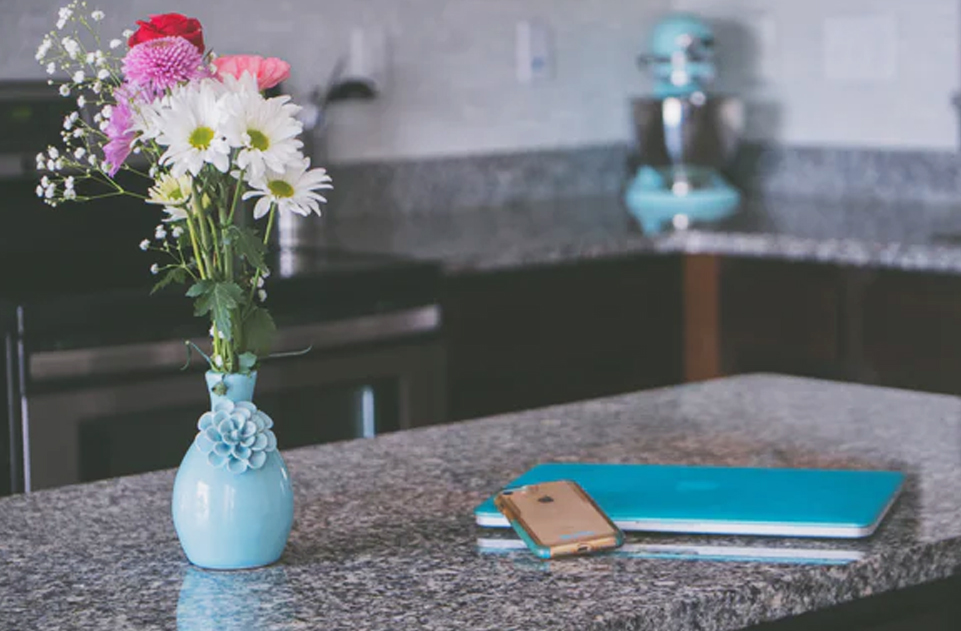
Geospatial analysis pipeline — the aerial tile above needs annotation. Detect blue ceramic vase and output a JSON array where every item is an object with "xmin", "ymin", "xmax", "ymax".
[{"xmin": 172, "ymin": 370, "xmax": 294, "ymax": 570}]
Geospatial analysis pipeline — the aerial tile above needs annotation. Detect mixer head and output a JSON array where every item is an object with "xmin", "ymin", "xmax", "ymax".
[{"xmin": 638, "ymin": 13, "xmax": 717, "ymax": 98}]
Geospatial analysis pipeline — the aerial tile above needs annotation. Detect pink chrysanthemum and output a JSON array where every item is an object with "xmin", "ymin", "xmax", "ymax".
[
  {"xmin": 103, "ymin": 86, "xmax": 137, "ymax": 176},
  {"xmin": 122, "ymin": 36, "xmax": 210, "ymax": 96}
]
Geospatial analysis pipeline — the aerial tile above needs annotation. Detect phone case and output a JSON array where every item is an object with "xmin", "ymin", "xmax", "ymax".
[{"xmin": 493, "ymin": 480, "xmax": 624, "ymax": 559}]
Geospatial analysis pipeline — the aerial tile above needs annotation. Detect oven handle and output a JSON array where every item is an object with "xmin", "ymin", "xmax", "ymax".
[{"xmin": 29, "ymin": 304, "xmax": 441, "ymax": 382}]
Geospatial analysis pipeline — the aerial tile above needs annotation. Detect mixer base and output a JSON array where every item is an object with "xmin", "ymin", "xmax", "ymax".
[{"xmin": 625, "ymin": 166, "xmax": 741, "ymax": 234}]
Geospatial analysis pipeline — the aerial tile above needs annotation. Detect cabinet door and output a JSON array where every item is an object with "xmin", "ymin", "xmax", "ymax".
[
  {"xmin": 743, "ymin": 575, "xmax": 961, "ymax": 630},
  {"xmin": 860, "ymin": 270, "xmax": 961, "ymax": 395},
  {"xmin": 442, "ymin": 256, "xmax": 683, "ymax": 420},
  {"xmin": 720, "ymin": 258, "xmax": 846, "ymax": 379}
]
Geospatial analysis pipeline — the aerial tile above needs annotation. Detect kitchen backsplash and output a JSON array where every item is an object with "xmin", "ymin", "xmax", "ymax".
[
  {"xmin": 2, "ymin": 0, "xmax": 667, "ymax": 163},
  {"xmin": 672, "ymin": 0, "xmax": 960, "ymax": 151}
]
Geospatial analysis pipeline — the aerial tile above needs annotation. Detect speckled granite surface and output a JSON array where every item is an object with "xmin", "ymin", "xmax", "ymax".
[
  {"xmin": 2, "ymin": 374, "xmax": 961, "ymax": 630},
  {"xmin": 322, "ymin": 144, "xmax": 961, "ymax": 217},
  {"xmin": 317, "ymin": 194, "xmax": 961, "ymax": 274}
]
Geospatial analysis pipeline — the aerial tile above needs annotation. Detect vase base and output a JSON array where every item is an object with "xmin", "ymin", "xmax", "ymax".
[{"xmin": 184, "ymin": 555, "xmax": 284, "ymax": 571}]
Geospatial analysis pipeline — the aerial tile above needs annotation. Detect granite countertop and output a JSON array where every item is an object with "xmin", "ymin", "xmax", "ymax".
[
  {"xmin": 321, "ymin": 195, "xmax": 961, "ymax": 274},
  {"xmin": 3, "ymin": 374, "xmax": 961, "ymax": 630}
]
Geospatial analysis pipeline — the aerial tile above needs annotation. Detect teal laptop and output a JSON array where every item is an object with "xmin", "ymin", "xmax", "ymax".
[{"xmin": 475, "ymin": 463, "xmax": 904, "ymax": 538}]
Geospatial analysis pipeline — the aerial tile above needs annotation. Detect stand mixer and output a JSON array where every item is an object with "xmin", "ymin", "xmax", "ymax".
[{"xmin": 624, "ymin": 13, "xmax": 744, "ymax": 234}]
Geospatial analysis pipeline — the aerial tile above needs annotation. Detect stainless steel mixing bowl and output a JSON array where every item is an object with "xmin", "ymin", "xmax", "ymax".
[{"xmin": 631, "ymin": 95, "xmax": 744, "ymax": 169}]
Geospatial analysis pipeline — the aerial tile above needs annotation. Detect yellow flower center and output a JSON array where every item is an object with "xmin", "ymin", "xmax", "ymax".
[
  {"xmin": 189, "ymin": 126, "xmax": 214, "ymax": 149},
  {"xmin": 247, "ymin": 129, "xmax": 270, "ymax": 151},
  {"xmin": 267, "ymin": 180, "xmax": 295, "ymax": 198}
]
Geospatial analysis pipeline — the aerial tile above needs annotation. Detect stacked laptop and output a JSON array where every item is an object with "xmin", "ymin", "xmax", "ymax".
[{"xmin": 474, "ymin": 463, "xmax": 904, "ymax": 564}]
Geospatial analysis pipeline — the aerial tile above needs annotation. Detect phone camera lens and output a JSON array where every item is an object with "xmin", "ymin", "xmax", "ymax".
[{"xmin": 537, "ymin": 495, "xmax": 554, "ymax": 504}]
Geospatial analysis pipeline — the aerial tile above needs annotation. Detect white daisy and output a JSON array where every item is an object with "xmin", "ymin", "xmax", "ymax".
[
  {"xmin": 221, "ymin": 74, "xmax": 304, "ymax": 180},
  {"xmin": 243, "ymin": 158, "xmax": 333, "ymax": 220},
  {"xmin": 152, "ymin": 81, "xmax": 231, "ymax": 176},
  {"xmin": 146, "ymin": 173, "xmax": 193, "ymax": 221}
]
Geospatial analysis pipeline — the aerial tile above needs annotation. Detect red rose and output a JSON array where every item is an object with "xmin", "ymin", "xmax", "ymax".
[{"xmin": 127, "ymin": 13, "xmax": 205, "ymax": 53}]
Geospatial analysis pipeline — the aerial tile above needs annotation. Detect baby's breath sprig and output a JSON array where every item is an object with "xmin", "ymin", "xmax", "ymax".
[{"xmin": 34, "ymin": 2, "xmax": 142, "ymax": 207}]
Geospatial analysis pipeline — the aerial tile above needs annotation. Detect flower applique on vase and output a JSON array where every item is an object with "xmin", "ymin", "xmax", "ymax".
[
  {"xmin": 172, "ymin": 371, "xmax": 294, "ymax": 570},
  {"xmin": 195, "ymin": 399, "xmax": 278, "ymax": 474}
]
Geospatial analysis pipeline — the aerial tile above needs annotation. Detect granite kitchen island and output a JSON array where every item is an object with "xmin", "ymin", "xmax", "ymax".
[{"xmin": 2, "ymin": 374, "xmax": 961, "ymax": 630}]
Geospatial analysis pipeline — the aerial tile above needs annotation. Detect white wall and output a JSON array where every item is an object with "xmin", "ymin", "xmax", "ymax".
[
  {"xmin": 672, "ymin": 0, "xmax": 961, "ymax": 150},
  {"xmin": 1, "ymin": 0, "xmax": 669, "ymax": 163}
]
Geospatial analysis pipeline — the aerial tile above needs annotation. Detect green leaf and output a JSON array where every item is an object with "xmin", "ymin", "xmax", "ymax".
[
  {"xmin": 151, "ymin": 267, "xmax": 187, "ymax": 294},
  {"xmin": 189, "ymin": 281, "xmax": 244, "ymax": 341},
  {"xmin": 185, "ymin": 280, "xmax": 210, "ymax": 298},
  {"xmin": 238, "ymin": 352, "xmax": 258, "ymax": 373},
  {"xmin": 240, "ymin": 307, "xmax": 276, "ymax": 355},
  {"xmin": 225, "ymin": 225, "xmax": 266, "ymax": 271}
]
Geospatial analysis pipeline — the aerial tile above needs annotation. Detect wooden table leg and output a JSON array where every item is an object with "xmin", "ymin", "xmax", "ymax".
[{"xmin": 683, "ymin": 254, "xmax": 721, "ymax": 382}]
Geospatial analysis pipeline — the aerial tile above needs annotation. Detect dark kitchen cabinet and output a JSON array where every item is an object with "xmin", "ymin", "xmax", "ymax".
[
  {"xmin": 711, "ymin": 256, "xmax": 961, "ymax": 397},
  {"xmin": 719, "ymin": 258, "xmax": 848, "ymax": 380},
  {"xmin": 859, "ymin": 270, "xmax": 961, "ymax": 394},
  {"xmin": 442, "ymin": 256, "xmax": 683, "ymax": 420},
  {"xmin": 745, "ymin": 574, "xmax": 961, "ymax": 631}
]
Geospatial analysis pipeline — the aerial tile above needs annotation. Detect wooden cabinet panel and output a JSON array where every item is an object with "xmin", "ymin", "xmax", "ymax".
[
  {"xmin": 720, "ymin": 258, "xmax": 846, "ymax": 379},
  {"xmin": 442, "ymin": 256, "xmax": 683, "ymax": 420},
  {"xmin": 860, "ymin": 271, "xmax": 961, "ymax": 395},
  {"xmin": 744, "ymin": 575, "xmax": 961, "ymax": 631}
]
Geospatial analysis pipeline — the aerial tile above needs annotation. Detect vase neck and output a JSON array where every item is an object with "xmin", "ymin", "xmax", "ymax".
[{"xmin": 205, "ymin": 371, "xmax": 258, "ymax": 409}]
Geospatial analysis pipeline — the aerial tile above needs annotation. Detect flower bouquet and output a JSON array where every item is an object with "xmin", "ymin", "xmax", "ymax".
[
  {"xmin": 36, "ymin": 3, "xmax": 329, "ymax": 568},
  {"xmin": 36, "ymin": 3, "xmax": 332, "ymax": 377}
]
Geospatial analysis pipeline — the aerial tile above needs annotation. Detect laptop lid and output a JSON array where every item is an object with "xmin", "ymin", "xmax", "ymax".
[{"xmin": 475, "ymin": 463, "xmax": 904, "ymax": 538}]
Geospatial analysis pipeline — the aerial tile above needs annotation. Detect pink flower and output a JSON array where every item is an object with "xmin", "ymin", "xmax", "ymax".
[
  {"xmin": 213, "ymin": 55, "xmax": 290, "ymax": 91},
  {"xmin": 103, "ymin": 93, "xmax": 135, "ymax": 176},
  {"xmin": 102, "ymin": 83, "xmax": 147, "ymax": 176},
  {"xmin": 122, "ymin": 36, "xmax": 211, "ymax": 96}
]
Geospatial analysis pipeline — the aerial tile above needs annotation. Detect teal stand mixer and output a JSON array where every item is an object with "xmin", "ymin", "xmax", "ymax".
[{"xmin": 625, "ymin": 13, "xmax": 745, "ymax": 234}]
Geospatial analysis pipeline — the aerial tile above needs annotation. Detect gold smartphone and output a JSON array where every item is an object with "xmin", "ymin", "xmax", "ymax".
[{"xmin": 493, "ymin": 480, "xmax": 624, "ymax": 559}]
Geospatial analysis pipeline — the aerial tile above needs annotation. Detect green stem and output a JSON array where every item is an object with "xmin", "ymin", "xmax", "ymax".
[
  {"xmin": 263, "ymin": 204, "xmax": 277, "ymax": 246},
  {"xmin": 194, "ymin": 197, "xmax": 216, "ymax": 279},
  {"xmin": 184, "ymin": 212, "xmax": 207, "ymax": 280},
  {"xmin": 247, "ymin": 205, "xmax": 277, "ymax": 305},
  {"xmin": 227, "ymin": 169, "xmax": 245, "ymax": 225}
]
